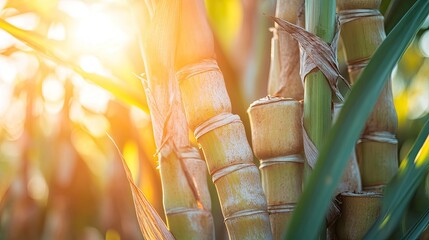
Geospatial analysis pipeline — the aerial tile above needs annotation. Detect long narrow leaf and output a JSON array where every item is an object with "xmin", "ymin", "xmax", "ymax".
[
  {"xmin": 384, "ymin": 0, "xmax": 418, "ymax": 34},
  {"xmin": 285, "ymin": 1, "xmax": 429, "ymax": 239},
  {"xmin": 108, "ymin": 134, "xmax": 175, "ymax": 240},
  {"xmin": 402, "ymin": 208, "xmax": 429, "ymax": 240},
  {"xmin": 0, "ymin": 19, "xmax": 148, "ymax": 112},
  {"xmin": 364, "ymin": 119, "xmax": 429, "ymax": 239}
]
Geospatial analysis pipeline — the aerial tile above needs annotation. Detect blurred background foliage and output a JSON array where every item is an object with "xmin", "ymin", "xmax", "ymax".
[{"xmin": 0, "ymin": 0, "xmax": 427, "ymax": 239}]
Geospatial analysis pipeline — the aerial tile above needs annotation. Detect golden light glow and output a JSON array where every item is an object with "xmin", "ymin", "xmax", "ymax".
[
  {"xmin": 10, "ymin": 52, "xmax": 40, "ymax": 81},
  {"xmin": 71, "ymin": 128, "xmax": 107, "ymax": 180},
  {"xmin": 58, "ymin": 0, "xmax": 89, "ymax": 19},
  {"xmin": 28, "ymin": 171, "xmax": 49, "ymax": 203},
  {"xmin": 82, "ymin": 114, "xmax": 110, "ymax": 138},
  {"xmin": 123, "ymin": 140, "xmax": 140, "ymax": 183},
  {"xmin": 2, "ymin": 95, "xmax": 26, "ymax": 141},
  {"xmin": 47, "ymin": 22, "xmax": 66, "ymax": 41},
  {"xmin": 79, "ymin": 55, "xmax": 107, "ymax": 75},
  {"xmin": 71, "ymin": 8, "xmax": 130, "ymax": 53},
  {"xmin": 0, "ymin": 55, "xmax": 17, "ymax": 84},
  {"xmin": 0, "ymin": 0, "xmax": 6, "ymax": 11},
  {"xmin": 42, "ymin": 75, "xmax": 65, "ymax": 103},
  {"xmin": 78, "ymin": 81, "xmax": 111, "ymax": 114},
  {"xmin": 6, "ymin": 12, "xmax": 40, "ymax": 31},
  {"xmin": 0, "ymin": 56, "xmax": 16, "ymax": 117}
]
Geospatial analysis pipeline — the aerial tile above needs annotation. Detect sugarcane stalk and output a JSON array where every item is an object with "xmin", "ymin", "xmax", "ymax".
[
  {"xmin": 337, "ymin": 0, "xmax": 398, "ymax": 192},
  {"xmin": 303, "ymin": 0, "xmax": 336, "ymax": 172},
  {"xmin": 175, "ymin": 0, "xmax": 272, "ymax": 239},
  {"xmin": 247, "ymin": 0, "xmax": 304, "ymax": 238},
  {"xmin": 333, "ymin": 1, "xmax": 398, "ymax": 238},
  {"xmin": 303, "ymin": 1, "xmax": 338, "ymax": 237},
  {"xmin": 268, "ymin": 0, "xmax": 304, "ymax": 99},
  {"xmin": 136, "ymin": 0, "xmax": 215, "ymax": 238},
  {"xmin": 159, "ymin": 148, "xmax": 214, "ymax": 240},
  {"xmin": 248, "ymin": 97, "xmax": 303, "ymax": 239}
]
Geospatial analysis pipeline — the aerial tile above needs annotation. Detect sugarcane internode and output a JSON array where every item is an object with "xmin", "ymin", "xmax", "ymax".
[
  {"xmin": 176, "ymin": 147, "xmax": 212, "ymax": 210},
  {"xmin": 335, "ymin": 192, "xmax": 383, "ymax": 240},
  {"xmin": 268, "ymin": 28, "xmax": 303, "ymax": 99},
  {"xmin": 177, "ymin": 59, "xmax": 272, "ymax": 239}
]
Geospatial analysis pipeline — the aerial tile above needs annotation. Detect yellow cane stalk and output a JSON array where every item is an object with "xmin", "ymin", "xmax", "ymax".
[{"xmin": 175, "ymin": 0, "xmax": 272, "ymax": 239}]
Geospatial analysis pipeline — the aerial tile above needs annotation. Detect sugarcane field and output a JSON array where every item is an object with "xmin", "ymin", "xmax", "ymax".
[{"xmin": 0, "ymin": 0, "xmax": 428, "ymax": 239}]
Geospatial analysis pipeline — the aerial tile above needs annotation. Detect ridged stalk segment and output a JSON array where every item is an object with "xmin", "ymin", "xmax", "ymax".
[
  {"xmin": 303, "ymin": 1, "xmax": 338, "ymax": 236},
  {"xmin": 175, "ymin": 1, "xmax": 272, "ymax": 239},
  {"xmin": 337, "ymin": 0, "xmax": 398, "ymax": 193},
  {"xmin": 268, "ymin": 0, "xmax": 304, "ymax": 99},
  {"xmin": 248, "ymin": 0, "xmax": 304, "ymax": 238},
  {"xmin": 177, "ymin": 61, "xmax": 272, "ymax": 239},
  {"xmin": 334, "ymin": 1, "xmax": 398, "ymax": 237},
  {"xmin": 248, "ymin": 97, "xmax": 303, "ymax": 239},
  {"xmin": 303, "ymin": 0, "xmax": 336, "ymax": 176}
]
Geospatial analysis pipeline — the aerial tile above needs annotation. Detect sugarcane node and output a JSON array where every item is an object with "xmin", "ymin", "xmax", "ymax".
[
  {"xmin": 214, "ymin": 166, "xmax": 268, "ymax": 215},
  {"xmin": 176, "ymin": 59, "xmax": 219, "ymax": 81},
  {"xmin": 224, "ymin": 209, "xmax": 268, "ymax": 222},
  {"xmin": 359, "ymin": 131, "xmax": 398, "ymax": 144},
  {"xmin": 166, "ymin": 209, "xmax": 215, "ymax": 240},
  {"xmin": 337, "ymin": 9, "xmax": 383, "ymax": 26},
  {"xmin": 223, "ymin": 208, "xmax": 272, "ymax": 239},
  {"xmin": 197, "ymin": 121, "xmax": 254, "ymax": 175},
  {"xmin": 194, "ymin": 113, "xmax": 241, "ymax": 140},
  {"xmin": 267, "ymin": 204, "xmax": 296, "ymax": 212},
  {"xmin": 177, "ymin": 60, "xmax": 232, "ymax": 130},
  {"xmin": 363, "ymin": 184, "xmax": 386, "ymax": 193},
  {"xmin": 259, "ymin": 155, "xmax": 304, "ymax": 169},
  {"xmin": 211, "ymin": 163, "xmax": 254, "ymax": 183},
  {"xmin": 223, "ymin": 211, "xmax": 272, "ymax": 240}
]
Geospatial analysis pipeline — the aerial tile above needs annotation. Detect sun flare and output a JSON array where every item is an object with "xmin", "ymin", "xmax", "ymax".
[{"xmin": 71, "ymin": 6, "xmax": 131, "ymax": 53}]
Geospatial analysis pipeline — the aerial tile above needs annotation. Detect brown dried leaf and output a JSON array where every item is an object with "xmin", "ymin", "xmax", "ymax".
[
  {"xmin": 109, "ymin": 135, "xmax": 175, "ymax": 240},
  {"xmin": 272, "ymin": 17, "xmax": 349, "ymax": 101}
]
